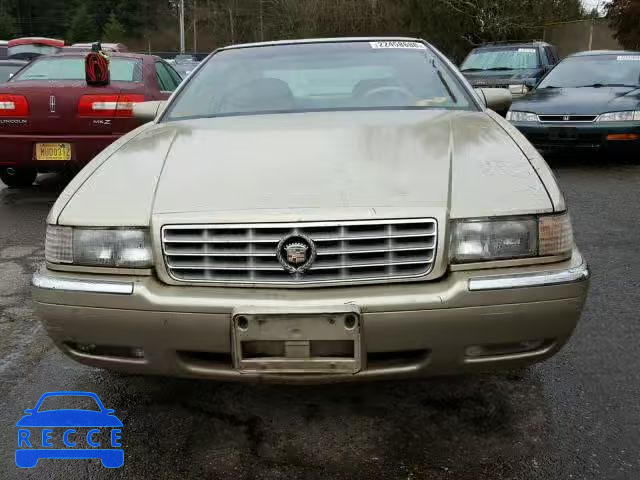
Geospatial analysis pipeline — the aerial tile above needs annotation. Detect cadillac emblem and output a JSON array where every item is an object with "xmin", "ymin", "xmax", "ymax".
[{"xmin": 276, "ymin": 234, "xmax": 316, "ymax": 274}]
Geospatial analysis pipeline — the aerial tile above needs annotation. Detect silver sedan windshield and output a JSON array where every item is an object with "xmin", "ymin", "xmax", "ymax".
[{"xmin": 165, "ymin": 40, "xmax": 475, "ymax": 120}]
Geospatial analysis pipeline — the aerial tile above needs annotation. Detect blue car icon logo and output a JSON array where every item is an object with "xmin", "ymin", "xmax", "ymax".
[{"xmin": 16, "ymin": 391, "xmax": 123, "ymax": 468}]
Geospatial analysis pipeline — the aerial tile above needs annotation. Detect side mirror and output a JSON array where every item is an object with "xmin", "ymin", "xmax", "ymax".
[
  {"xmin": 475, "ymin": 88, "xmax": 512, "ymax": 115},
  {"xmin": 24, "ymin": 409, "xmax": 34, "ymax": 414},
  {"xmin": 133, "ymin": 101, "xmax": 165, "ymax": 122}
]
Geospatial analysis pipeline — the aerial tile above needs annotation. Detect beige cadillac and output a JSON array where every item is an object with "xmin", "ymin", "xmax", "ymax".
[{"xmin": 33, "ymin": 38, "xmax": 589, "ymax": 383}]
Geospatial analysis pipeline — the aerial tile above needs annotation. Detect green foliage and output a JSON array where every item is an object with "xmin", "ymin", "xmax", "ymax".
[
  {"xmin": 66, "ymin": 3, "xmax": 99, "ymax": 43},
  {"xmin": 103, "ymin": 12, "xmax": 126, "ymax": 42},
  {"xmin": 605, "ymin": 0, "xmax": 640, "ymax": 50},
  {"xmin": 0, "ymin": 0, "xmax": 587, "ymax": 58},
  {"xmin": 0, "ymin": 11, "xmax": 18, "ymax": 38}
]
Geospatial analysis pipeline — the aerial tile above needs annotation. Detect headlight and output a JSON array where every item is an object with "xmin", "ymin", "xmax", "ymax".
[
  {"xmin": 506, "ymin": 111, "xmax": 538, "ymax": 122},
  {"xmin": 596, "ymin": 111, "xmax": 640, "ymax": 122},
  {"xmin": 508, "ymin": 84, "xmax": 529, "ymax": 95},
  {"xmin": 450, "ymin": 213, "xmax": 573, "ymax": 263},
  {"xmin": 45, "ymin": 226, "xmax": 153, "ymax": 268}
]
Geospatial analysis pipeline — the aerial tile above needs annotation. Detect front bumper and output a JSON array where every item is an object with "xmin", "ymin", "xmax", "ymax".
[
  {"xmin": 32, "ymin": 252, "xmax": 589, "ymax": 384},
  {"xmin": 512, "ymin": 122, "xmax": 640, "ymax": 151},
  {"xmin": 0, "ymin": 134, "xmax": 120, "ymax": 169}
]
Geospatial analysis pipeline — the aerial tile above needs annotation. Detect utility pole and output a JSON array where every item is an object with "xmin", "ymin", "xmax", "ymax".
[
  {"xmin": 228, "ymin": 7, "xmax": 235, "ymax": 44},
  {"xmin": 193, "ymin": 0, "xmax": 198, "ymax": 53},
  {"xmin": 179, "ymin": 0, "xmax": 186, "ymax": 54},
  {"xmin": 259, "ymin": 0, "xmax": 264, "ymax": 41}
]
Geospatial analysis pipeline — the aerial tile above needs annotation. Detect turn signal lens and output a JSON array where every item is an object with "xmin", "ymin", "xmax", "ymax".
[
  {"xmin": 45, "ymin": 225, "xmax": 73, "ymax": 264},
  {"xmin": 606, "ymin": 133, "xmax": 639, "ymax": 141},
  {"xmin": 0, "ymin": 94, "xmax": 29, "ymax": 117},
  {"xmin": 538, "ymin": 213, "xmax": 573, "ymax": 257},
  {"xmin": 78, "ymin": 94, "xmax": 145, "ymax": 117}
]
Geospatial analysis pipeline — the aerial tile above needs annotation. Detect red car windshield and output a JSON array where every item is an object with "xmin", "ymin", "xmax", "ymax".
[{"xmin": 11, "ymin": 57, "xmax": 143, "ymax": 83}]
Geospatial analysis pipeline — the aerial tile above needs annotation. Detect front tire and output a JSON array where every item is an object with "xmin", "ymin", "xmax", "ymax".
[{"xmin": 0, "ymin": 167, "xmax": 37, "ymax": 188}]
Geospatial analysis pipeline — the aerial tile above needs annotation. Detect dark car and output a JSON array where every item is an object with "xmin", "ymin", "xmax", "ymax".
[
  {"xmin": 170, "ymin": 55, "xmax": 200, "ymax": 79},
  {"xmin": 507, "ymin": 50, "xmax": 640, "ymax": 153},
  {"xmin": 461, "ymin": 41, "xmax": 560, "ymax": 95},
  {"xmin": 0, "ymin": 52, "xmax": 182, "ymax": 188},
  {"xmin": 0, "ymin": 59, "xmax": 27, "ymax": 83}
]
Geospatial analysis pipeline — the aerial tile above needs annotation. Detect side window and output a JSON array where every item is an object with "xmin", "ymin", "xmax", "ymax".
[
  {"xmin": 165, "ymin": 63, "xmax": 183, "ymax": 88},
  {"xmin": 544, "ymin": 47, "xmax": 556, "ymax": 65},
  {"xmin": 155, "ymin": 62, "xmax": 177, "ymax": 92}
]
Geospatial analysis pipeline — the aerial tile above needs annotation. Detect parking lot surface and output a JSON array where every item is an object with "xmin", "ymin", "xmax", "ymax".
[{"xmin": 0, "ymin": 156, "xmax": 639, "ymax": 479}]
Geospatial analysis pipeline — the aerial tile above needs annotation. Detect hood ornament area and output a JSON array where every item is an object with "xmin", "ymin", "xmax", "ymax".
[{"xmin": 276, "ymin": 234, "xmax": 316, "ymax": 275}]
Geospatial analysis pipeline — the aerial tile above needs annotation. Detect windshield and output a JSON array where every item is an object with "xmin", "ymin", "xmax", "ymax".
[
  {"xmin": 12, "ymin": 57, "xmax": 143, "ymax": 82},
  {"xmin": 165, "ymin": 41, "xmax": 473, "ymax": 121},
  {"xmin": 461, "ymin": 47, "xmax": 540, "ymax": 71},
  {"xmin": 0, "ymin": 65, "xmax": 23, "ymax": 83},
  {"xmin": 37, "ymin": 395, "xmax": 101, "ymax": 412},
  {"xmin": 538, "ymin": 54, "xmax": 640, "ymax": 88}
]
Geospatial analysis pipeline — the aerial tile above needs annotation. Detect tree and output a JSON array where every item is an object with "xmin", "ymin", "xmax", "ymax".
[
  {"xmin": 0, "ymin": 11, "xmax": 18, "ymax": 38},
  {"xmin": 606, "ymin": 0, "xmax": 640, "ymax": 50},
  {"xmin": 103, "ymin": 12, "xmax": 126, "ymax": 42},
  {"xmin": 67, "ymin": 3, "xmax": 100, "ymax": 43}
]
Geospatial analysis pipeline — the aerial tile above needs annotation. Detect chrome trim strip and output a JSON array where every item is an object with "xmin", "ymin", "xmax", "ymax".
[
  {"xmin": 32, "ymin": 273, "xmax": 134, "ymax": 295},
  {"xmin": 468, "ymin": 262, "xmax": 589, "ymax": 291}
]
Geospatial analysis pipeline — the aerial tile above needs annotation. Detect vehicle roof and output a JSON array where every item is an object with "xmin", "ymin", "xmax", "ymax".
[
  {"xmin": 8, "ymin": 37, "xmax": 65, "ymax": 47},
  {"xmin": 474, "ymin": 41, "xmax": 551, "ymax": 49},
  {"xmin": 568, "ymin": 50, "xmax": 640, "ymax": 57},
  {"xmin": 34, "ymin": 51, "xmax": 155, "ymax": 61},
  {"xmin": 0, "ymin": 59, "xmax": 27, "ymax": 65},
  {"xmin": 221, "ymin": 37, "xmax": 425, "ymax": 50}
]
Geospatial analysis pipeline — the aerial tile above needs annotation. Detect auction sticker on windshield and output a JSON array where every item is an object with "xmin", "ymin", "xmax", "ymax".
[
  {"xmin": 369, "ymin": 41, "xmax": 427, "ymax": 49},
  {"xmin": 617, "ymin": 56, "xmax": 640, "ymax": 61}
]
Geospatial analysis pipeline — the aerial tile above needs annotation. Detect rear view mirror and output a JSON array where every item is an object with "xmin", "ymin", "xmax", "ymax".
[
  {"xmin": 133, "ymin": 101, "xmax": 166, "ymax": 122},
  {"xmin": 475, "ymin": 88, "xmax": 512, "ymax": 115}
]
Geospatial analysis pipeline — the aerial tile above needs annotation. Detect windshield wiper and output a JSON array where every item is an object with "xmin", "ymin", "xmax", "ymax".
[
  {"xmin": 539, "ymin": 85, "xmax": 561, "ymax": 89},
  {"xmin": 483, "ymin": 67, "xmax": 515, "ymax": 71},
  {"xmin": 460, "ymin": 68, "xmax": 485, "ymax": 72},
  {"xmin": 576, "ymin": 83, "xmax": 640, "ymax": 88},
  {"xmin": 436, "ymin": 69, "xmax": 457, "ymax": 104}
]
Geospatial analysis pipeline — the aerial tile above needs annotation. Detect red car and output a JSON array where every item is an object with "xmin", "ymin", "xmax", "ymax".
[{"xmin": 0, "ymin": 52, "xmax": 181, "ymax": 187}]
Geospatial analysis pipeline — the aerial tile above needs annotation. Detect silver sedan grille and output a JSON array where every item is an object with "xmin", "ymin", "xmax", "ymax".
[{"xmin": 161, "ymin": 219, "xmax": 437, "ymax": 285}]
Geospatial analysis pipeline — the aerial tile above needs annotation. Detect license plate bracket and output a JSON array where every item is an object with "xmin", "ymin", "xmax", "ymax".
[
  {"xmin": 549, "ymin": 127, "xmax": 578, "ymax": 141},
  {"xmin": 35, "ymin": 143, "xmax": 72, "ymax": 161},
  {"xmin": 232, "ymin": 306, "xmax": 362, "ymax": 374}
]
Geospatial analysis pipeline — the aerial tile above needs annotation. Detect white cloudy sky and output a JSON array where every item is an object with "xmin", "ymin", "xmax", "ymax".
[{"xmin": 582, "ymin": 0, "xmax": 605, "ymax": 12}]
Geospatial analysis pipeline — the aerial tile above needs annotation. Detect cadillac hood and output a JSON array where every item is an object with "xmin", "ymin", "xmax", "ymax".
[{"xmin": 55, "ymin": 110, "xmax": 555, "ymax": 226}]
